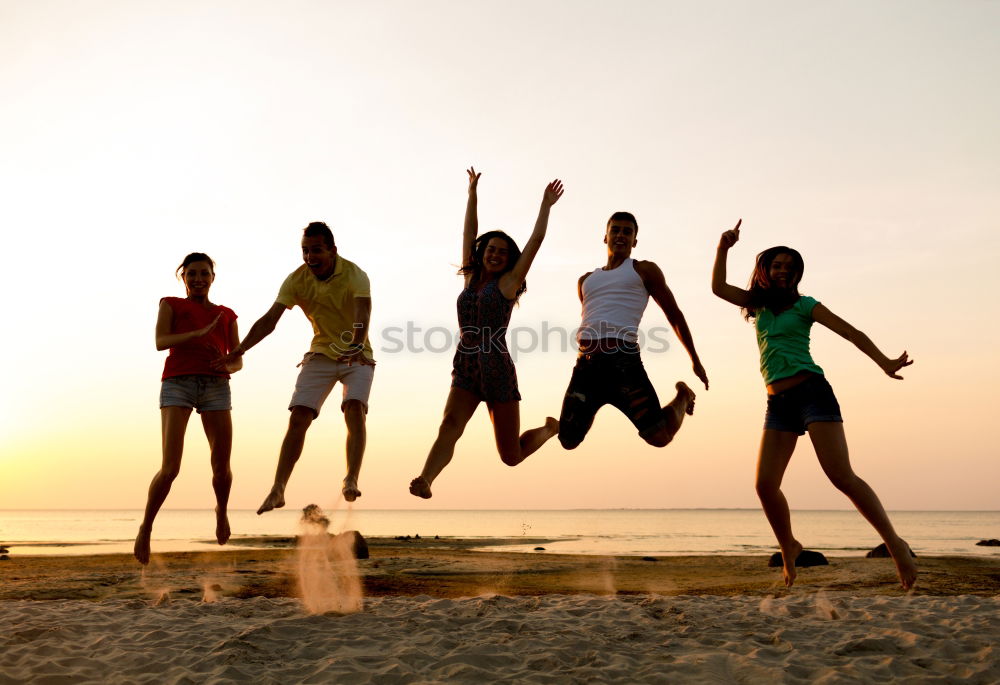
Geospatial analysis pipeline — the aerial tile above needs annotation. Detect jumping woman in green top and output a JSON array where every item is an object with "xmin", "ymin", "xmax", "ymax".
[{"xmin": 712, "ymin": 220, "xmax": 917, "ymax": 590}]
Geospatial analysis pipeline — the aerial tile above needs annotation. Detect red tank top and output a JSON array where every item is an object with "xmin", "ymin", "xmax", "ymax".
[{"xmin": 161, "ymin": 297, "xmax": 238, "ymax": 380}]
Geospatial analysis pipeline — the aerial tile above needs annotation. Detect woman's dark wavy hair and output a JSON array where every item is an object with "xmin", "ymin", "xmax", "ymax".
[
  {"xmin": 742, "ymin": 246, "xmax": 804, "ymax": 321},
  {"xmin": 458, "ymin": 230, "xmax": 526, "ymax": 303},
  {"xmin": 176, "ymin": 252, "xmax": 215, "ymax": 279}
]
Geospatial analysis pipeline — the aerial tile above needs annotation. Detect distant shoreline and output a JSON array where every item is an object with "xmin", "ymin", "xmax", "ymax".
[{"xmin": 3, "ymin": 531, "xmax": 999, "ymax": 558}]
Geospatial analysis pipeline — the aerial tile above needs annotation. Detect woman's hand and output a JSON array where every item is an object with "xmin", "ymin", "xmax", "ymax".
[
  {"xmin": 543, "ymin": 179, "xmax": 564, "ymax": 207},
  {"xmin": 211, "ymin": 348, "xmax": 242, "ymax": 372},
  {"xmin": 880, "ymin": 351, "xmax": 913, "ymax": 380},
  {"xmin": 467, "ymin": 167, "xmax": 481, "ymax": 193},
  {"xmin": 718, "ymin": 219, "xmax": 742, "ymax": 250},
  {"xmin": 194, "ymin": 314, "xmax": 221, "ymax": 338}
]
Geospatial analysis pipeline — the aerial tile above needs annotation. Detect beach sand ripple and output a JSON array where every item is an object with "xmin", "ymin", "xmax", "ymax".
[{"xmin": 2, "ymin": 593, "xmax": 997, "ymax": 684}]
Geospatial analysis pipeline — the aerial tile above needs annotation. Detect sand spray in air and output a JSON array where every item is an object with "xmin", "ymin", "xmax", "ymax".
[
  {"xmin": 140, "ymin": 558, "xmax": 173, "ymax": 606},
  {"xmin": 296, "ymin": 503, "xmax": 363, "ymax": 615},
  {"xmin": 197, "ymin": 554, "xmax": 231, "ymax": 604}
]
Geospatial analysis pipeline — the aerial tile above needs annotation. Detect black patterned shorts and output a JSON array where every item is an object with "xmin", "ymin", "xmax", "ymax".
[{"xmin": 558, "ymin": 346, "xmax": 665, "ymax": 449}]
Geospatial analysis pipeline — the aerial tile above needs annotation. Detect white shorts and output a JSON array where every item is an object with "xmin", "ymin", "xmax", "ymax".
[{"xmin": 289, "ymin": 353, "xmax": 374, "ymax": 416}]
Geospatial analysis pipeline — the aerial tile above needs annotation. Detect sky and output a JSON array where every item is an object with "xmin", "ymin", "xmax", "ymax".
[{"xmin": 1, "ymin": 0, "xmax": 998, "ymax": 512}]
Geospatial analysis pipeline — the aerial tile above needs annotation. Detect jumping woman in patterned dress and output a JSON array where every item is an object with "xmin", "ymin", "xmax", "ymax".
[{"xmin": 409, "ymin": 168, "xmax": 564, "ymax": 498}]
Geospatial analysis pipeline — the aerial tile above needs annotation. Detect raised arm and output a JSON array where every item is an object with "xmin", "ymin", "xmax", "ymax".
[
  {"xmin": 462, "ymin": 167, "xmax": 481, "ymax": 271},
  {"xmin": 499, "ymin": 179, "xmax": 564, "ymax": 299},
  {"xmin": 812, "ymin": 304, "xmax": 913, "ymax": 379},
  {"xmin": 711, "ymin": 219, "xmax": 751, "ymax": 307},
  {"xmin": 155, "ymin": 300, "xmax": 220, "ymax": 351},
  {"xmin": 636, "ymin": 261, "xmax": 709, "ymax": 390}
]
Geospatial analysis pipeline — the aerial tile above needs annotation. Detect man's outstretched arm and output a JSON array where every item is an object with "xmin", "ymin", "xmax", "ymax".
[
  {"xmin": 635, "ymin": 260, "xmax": 709, "ymax": 389},
  {"xmin": 212, "ymin": 302, "xmax": 286, "ymax": 369}
]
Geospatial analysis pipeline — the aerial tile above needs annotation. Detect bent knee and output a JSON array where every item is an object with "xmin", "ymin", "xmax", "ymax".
[
  {"xmin": 557, "ymin": 431, "xmax": 582, "ymax": 450},
  {"xmin": 643, "ymin": 430, "xmax": 673, "ymax": 448},
  {"xmin": 159, "ymin": 467, "xmax": 181, "ymax": 482},
  {"xmin": 499, "ymin": 449, "xmax": 522, "ymax": 466},
  {"xmin": 755, "ymin": 479, "xmax": 781, "ymax": 498},
  {"xmin": 439, "ymin": 412, "xmax": 467, "ymax": 437},
  {"xmin": 828, "ymin": 473, "xmax": 861, "ymax": 493},
  {"xmin": 342, "ymin": 399, "xmax": 367, "ymax": 418},
  {"xmin": 289, "ymin": 406, "xmax": 316, "ymax": 429}
]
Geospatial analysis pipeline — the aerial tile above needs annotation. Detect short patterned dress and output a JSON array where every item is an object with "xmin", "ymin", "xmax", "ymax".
[{"xmin": 450, "ymin": 278, "xmax": 521, "ymax": 403}]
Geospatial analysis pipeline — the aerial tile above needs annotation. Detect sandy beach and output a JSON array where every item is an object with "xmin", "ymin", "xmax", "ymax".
[{"xmin": 2, "ymin": 539, "xmax": 998, "ymax": 683}]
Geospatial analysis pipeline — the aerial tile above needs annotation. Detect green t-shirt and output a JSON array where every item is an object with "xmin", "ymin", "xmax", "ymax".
[{"xmin": 754, "ymin": 295, "xmax": 824, "ymax": 384}]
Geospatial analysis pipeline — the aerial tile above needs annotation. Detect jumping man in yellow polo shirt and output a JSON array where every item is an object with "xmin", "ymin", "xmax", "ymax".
[{"xmin": 214, "ymin": 221, "xmax": 375, "ymax": 512}]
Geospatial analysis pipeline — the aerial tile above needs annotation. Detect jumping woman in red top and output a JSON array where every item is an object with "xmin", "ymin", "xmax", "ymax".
[{"xmin": 134, "ymin": 253, "xmax": 242, "ymax": 565}]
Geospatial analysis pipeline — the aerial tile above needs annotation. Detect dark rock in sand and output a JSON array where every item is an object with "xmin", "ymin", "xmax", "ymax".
[
  {"xmin": 866, "ymin": 542, "xmax": 916, "ymax": 558},
  {"xmin": 0, "ymin": 555, "xmax": 9, "ymax": 561},
  {"xmin": 0, "ymin": 546, "xmax": 9, "ymax": 553},
  {"xmin": 976, "ymin": 539, "xmax": 1000, "ymax": 547},
  {"xmin": 768, "ymin": 550, "xmax": 828, "ymax": 567},
  {"xmin": 534, "ymin": 547, "xmax": 546, "ymax": 551},
  {"xmin": 335, "ymin": 530, "xmax": 369, "ymax": 559},
  {"xmin": 642, "ymin": 557, "xmax": 657, "ymax": 562}
]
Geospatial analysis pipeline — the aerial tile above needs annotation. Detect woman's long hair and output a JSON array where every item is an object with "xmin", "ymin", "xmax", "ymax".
[
  {"xmin": 742, "ymin": 246, "xmax": 804, "ymax": 321},
  {"xmin": 458, "ymin": 230, "xmax": 526, "ymax": 303}
]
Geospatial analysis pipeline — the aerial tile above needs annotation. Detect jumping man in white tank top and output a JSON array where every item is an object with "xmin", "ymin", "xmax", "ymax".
[{"xmin": 558, "ymin": 212, "xmax": 708, "ymax": 450}]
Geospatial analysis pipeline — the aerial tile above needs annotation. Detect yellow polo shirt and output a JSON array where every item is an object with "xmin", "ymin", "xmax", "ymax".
[{"xmin": 275, "ymin": 257, "xmax": 374, "ymax": 362}]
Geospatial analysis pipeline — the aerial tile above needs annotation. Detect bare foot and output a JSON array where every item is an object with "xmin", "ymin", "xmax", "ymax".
[
  {"xmin": 409, "ymin": 476, "xmax": 432, "ymax": 499},
  {"xmin": 342, "ymin": 478, "xmax": 361, "ymax": 503},
  {"xmin": 134, "ymin": 526, "xmax": 151, "ymax": 565},
  {"xmin": 256, "ymin": 487, "xmax": 285, "ymax": 515},
  {"xmin": 780, "ymin": 539, "xmax": 803, "ymax": 587},
  {"xmin": 676, "ymin": 382, "xmax": 696, "ymax": 415},
  {"xmin": 545, "ymin": 417, "xmax": 559, "ymax": 436},
  {"xmin": 887, "ymin": 537, "xmax": 918, "ymax": 590},
  {"xmin": 215, "ymin": 507, "xmax": 230, "ymax": 546}
]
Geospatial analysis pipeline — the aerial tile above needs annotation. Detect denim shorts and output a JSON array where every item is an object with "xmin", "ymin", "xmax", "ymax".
[
  {"xmin": 160, "ymin": 375, "xmax": 232, "ymax": 413},
  {"xmin": 764, "ymin": 374, "xmax": 842, "ymax": 435}
]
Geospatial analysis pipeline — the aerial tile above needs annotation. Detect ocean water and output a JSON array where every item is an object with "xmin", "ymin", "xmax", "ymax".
[{"xmin": 1, "ymin": 509, "xmax": 998, "ymax": 558}]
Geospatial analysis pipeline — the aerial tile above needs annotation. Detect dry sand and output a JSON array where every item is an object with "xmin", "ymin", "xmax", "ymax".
[{"xmin": 1, "ymin": 538, "xmax": 998, "ymax": 683}]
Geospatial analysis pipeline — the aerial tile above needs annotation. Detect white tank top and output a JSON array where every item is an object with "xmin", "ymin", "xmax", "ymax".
[{"xmin": 579, "ymin": 258, "xmax": 649, "ymax": 343}]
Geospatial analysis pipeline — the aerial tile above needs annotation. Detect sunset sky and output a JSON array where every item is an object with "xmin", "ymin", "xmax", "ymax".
[{"xmin": 2, "ymin": 0, "xmax": 997, "ymax": 512}]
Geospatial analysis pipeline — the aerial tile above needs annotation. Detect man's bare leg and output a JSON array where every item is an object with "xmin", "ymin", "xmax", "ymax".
[
  {"xmin": 257, "ymin": 406, "xmax": 314, "ymax": 514},
  {"xmin": 135, "ymin": 407, "xmax": 192, "ymax": 564},
  {"xmin": 643, "ymin": 382, "xmax": 696, "ymax": 448},
  {"xmin": 342, "ymin": 400, "xmax": 366, "ymax": 502}
]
